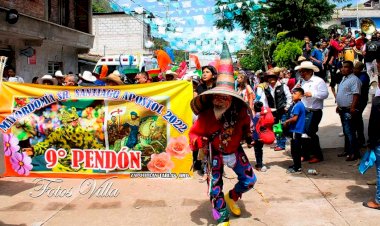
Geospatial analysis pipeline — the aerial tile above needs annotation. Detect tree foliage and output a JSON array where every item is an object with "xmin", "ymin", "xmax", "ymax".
[
  {"xmin": 273, "ymin": 39, "xmax": 303, "ymax": 68},
  {"xmin": 214, "ymin": 0, "xmax": 348, "ymax": 39},
  {"xmin": 239, "ymin": 50, "xmax": 264, "ymax": 71},
  {"xmin": 92, "ymin": 0, "xmax": 113, "ymax": 13}
]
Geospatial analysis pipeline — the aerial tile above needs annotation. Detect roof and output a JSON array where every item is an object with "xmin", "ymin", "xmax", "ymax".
[{"xmin": 335, "ymin": 9, "xmax": 380, "ymax": 18}]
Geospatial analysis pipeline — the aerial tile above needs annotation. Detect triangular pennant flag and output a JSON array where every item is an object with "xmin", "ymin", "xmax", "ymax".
[
  {"xmin": 246, "ymin": 1, "xmax": 251, "ymax": 6},
  {"xmin": 236, "ymin": 2, "xmax": 243, "ymax": 8},
  {"xmin": 227, "ymin": 3, "xmax": 235, "ymax": 10}
]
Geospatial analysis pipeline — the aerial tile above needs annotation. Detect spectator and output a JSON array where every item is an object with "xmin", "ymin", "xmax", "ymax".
[
  {"xmin": 353, "ymin": 61, "xmax": 370, "ymax": 147},
  {"xmin": 63, "ymin": 74, "xmax": 78, "ymax": 86},
  {"xmin": 259, "ymin": 69, "xmax": 292, "ymax": 151},
  {"xmin": 295, "ymin": 61, "xmax": 329, "ymax": 163},
  {"xmin": 54, "ymin": 70, "xmax": 65, "ymax": 86},
  {"xmin": 195, "ymin": 65, "xmax": 217, "ymax": 96},
  {"xmin": 101, "ymin": 72, "xmax": 123, "ymax": 86},
  {"xmin": 31, "ymin": 76, "xmax": 39, "ymax": 84},
  {"xmin": 362, "ymin": 56, "xmax": 380, "ymax": 210},
  {"xmin": 78, "ymin": 71, "xmax": 97, "ymax": 86},
  {"xmin": 164, "ymin": 70, "xmax": 178, "ymax": 81},
  {"xmin": 336, "ymin": 61, "xmax": 361, "ymax": 161},
  {"xmin": 284, "ymin": 87, "xmax": 306, "ymax": 173},
  {"xmin": 135, "ymin": 71, "xmax": 150, "ymax": 84},
  {"xmin": 7, "ymin": 67, "xmax": 24, "ymax": 83},
  {"xmin": 236, "ymin": 70, "xmax": 254, "ymax": 110},
  {"xmin": 37, "ymin": 74, "xmax": 58, "ymax": 85}
]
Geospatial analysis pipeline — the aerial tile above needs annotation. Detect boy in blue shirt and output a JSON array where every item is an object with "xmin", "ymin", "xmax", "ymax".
[{"xmin": 284, "ymin": 88, "xmax": 306, "ymax": 173}]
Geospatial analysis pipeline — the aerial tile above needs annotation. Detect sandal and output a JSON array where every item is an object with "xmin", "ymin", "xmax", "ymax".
[{"xmin": 363, "ymin": 201, "xmax": 380, "ymax": 210}]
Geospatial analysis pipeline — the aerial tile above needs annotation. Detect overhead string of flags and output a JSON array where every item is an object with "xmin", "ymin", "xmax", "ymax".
[{"xmin": 108, "ymin": 0, "xmax": 269, "ymax": 53}]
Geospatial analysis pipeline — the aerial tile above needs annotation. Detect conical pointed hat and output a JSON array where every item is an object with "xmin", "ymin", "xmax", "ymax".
[{"xmin": 190, "ymin": 42, "xmax": 249, "ymax": 115}]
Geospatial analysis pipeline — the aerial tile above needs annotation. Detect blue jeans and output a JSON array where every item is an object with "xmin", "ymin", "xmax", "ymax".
[
  {"xmin": 375, "ymin": 145, "xmax": 380, "ymax": 204},
  {"xmin": 339, "ymin": 110, "xmax": 359, "ymax": 156}
]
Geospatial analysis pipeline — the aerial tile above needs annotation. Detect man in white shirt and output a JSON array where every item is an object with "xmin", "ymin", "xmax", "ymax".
[
  {"xmin": 6, "ymin": 67, "xmax": 24, "ymax": 83},
  {"xmin": 295, "ymin": 61, "xmax": 329, "ymax": 163}
]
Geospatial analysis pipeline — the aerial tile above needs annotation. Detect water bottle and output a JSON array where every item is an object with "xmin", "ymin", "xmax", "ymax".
[{"xmin": 307, "ymin": 169, "xmax": 318, "ymax": 175}]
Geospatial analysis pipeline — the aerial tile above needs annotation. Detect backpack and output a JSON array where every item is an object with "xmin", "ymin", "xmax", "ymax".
[{"xmin": 256, "ymin": 107, "xmax": 275, "ymax": 144}]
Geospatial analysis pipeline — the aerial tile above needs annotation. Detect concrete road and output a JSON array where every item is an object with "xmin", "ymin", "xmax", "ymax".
[{"xmin": 0, "ymin": 91, "xmax": 378, "ymax": 226}]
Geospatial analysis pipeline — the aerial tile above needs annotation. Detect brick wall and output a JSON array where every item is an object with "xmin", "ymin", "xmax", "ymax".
[
  {"xmin": 1, "ymin": 0, "xmax": 77, "ymax": 29},
  {"xmin": 0, "ymin": 0, "xmax": 45, "ymax": 19},
  {"xmin": 91, "ymin": 14, "xmax": 151, "ymax": 55}
]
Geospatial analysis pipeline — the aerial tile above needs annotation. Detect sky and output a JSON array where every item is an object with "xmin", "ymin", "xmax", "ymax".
[{"xmin": 113, "ymin": 0, "xmax": 368, "ymax": 52}]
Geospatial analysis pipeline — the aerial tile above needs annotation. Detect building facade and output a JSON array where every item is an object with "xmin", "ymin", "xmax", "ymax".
[
  {"xmin": 90, "ymin": 12, "xmax": 152, "ymax": 56},
  {"xmin": 324, "ymin": 1, "xmax": 380, "ymax": 31},
  {"xmin": 0, "ymin": 0, "xmax": 94, "ymax": 82}
]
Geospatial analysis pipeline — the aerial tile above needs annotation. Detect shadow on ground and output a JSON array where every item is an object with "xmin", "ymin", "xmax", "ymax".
[
  {"xmin": 0, "ymin": 180, "xmax": 35, "ymax": 196},
  {"xmin": 190, "ymin": 199, "xmax": 252, "ymax": 225}
]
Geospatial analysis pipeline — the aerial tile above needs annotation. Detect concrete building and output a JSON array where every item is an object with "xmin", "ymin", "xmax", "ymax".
[
  {"xmin": 323, "ymin": 0, "xmax": 380, "ymax": 31},
  {"xmin": 0, "ymin": 0, "xmax": 94, "ymax": 82},
  {"xmin": 90, "ymin": 12, "xmax": 153, "ymax": 57}
]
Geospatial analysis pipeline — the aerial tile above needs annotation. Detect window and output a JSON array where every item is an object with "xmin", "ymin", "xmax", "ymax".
[
  {"xmin": 48, "ymin": 61, "xmax": 63, "ymax": 74},
  {"xmin": 59, "ymin": 0, "xmax": 70, "ymax": 26}
]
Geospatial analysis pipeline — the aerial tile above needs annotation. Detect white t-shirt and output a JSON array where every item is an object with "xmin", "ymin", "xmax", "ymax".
[{"xmin": 8, "ymin": 76, "xmax": 24, "ymax": 83}]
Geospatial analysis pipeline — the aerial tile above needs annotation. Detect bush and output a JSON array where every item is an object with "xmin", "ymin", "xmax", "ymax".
[
  {"xmin": 273, "ymin": 38, "xmax": 303, "ymax": 68},
  {"xmin": 239, "ymin": 52, "xmax": 264, "ymax": 71}
]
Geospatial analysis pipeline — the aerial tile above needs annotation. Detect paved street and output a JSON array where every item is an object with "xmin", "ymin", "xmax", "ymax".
[{"xmin": 0, "ymin": 91, "xmax": 378, "ymax": 226}]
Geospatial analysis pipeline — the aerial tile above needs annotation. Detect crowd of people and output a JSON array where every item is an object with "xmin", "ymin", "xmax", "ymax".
[{"xmin": 1, "ymin": 29, "xmax": 380, "ymax": 224}]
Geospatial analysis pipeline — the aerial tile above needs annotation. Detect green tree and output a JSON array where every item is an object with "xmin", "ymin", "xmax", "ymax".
[
  {"xmin": 152, "ymin": 38, "xmax": 169, "ymax": 51},
  {"xmin": 92, "ymin": 0, "xmax": 113, "ymax": 13},
  {"xmin": 273, "ymin": 38, "xmax": 303, "ymax": 68},
  {"xmin": 214, "ymin": 0, "xmax": 349, "ymax": 39}
]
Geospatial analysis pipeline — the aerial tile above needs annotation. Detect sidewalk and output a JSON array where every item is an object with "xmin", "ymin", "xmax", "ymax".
[{"xmin": 0, "ymin": 92, "xmax": 378, "ymax": 226}]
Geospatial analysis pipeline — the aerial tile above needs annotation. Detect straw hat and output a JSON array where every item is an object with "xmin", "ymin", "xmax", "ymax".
[
  {"xmin": 37, "ymin": 74, "xmax": 58, "ymax": 85},
  {"xmin": 164, "ymin": 70, "xmax": 178, "ymax": 80},
  {"xmin": 297, "ymin": 56, "xmax": 307, "ymax": 62},
  {"xmin": 294, "ymin": 61, "xmax": 320, "ymax": 72},
  {"xmin": 101, "ymin": 72, "xmax": 123, "ymax": 85},
  {"xmin": 79, "ymin": 71, "xmax": 97, "ymax": 82},
  {"xmin": 190, "ymin": 41, "xmax": 249, "ymax": 115}
]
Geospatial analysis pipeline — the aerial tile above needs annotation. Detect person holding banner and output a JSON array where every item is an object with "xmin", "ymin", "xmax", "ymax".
[{"xmin": 189, "ymin": 42, "xmax": 256, "ymax": 226}]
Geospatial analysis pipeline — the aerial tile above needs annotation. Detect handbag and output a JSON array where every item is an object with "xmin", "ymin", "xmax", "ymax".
[{"xmin": 358, "ymin": 150, "xmax": 376, "ymax": 175}]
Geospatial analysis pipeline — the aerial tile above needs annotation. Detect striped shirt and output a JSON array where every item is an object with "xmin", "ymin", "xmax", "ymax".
[{"xmin": 336, "ymin": 74, "xmax": 362, "ymax": 107}]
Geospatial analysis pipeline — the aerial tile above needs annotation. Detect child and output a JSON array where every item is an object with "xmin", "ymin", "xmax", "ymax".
[
  {"xmin": 252, "ymin": 101, "xmax": 266, "ymax": 171},
  {"xmin": 252, "ymin": 101, "xmax": 276, "ymax": 171},
  {"xmin": 283, "ymin": 88, "xmax": 306, "ymax": 173}
]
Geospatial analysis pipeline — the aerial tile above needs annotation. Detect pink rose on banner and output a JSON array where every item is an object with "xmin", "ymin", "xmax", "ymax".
[
  {"xmin": 10, "ymin": 152, "xmax": 33, "ymax": 176},
  {"xmin": 3, "ymin": 133, "xmax": 20, "ymax": 156},
  {"xmin": 147, "ymin": 152, "xmax": 174, "ymax": 173},
  {"xmin": 165, "ymin": 136, "xmax": 191, "ymax": 159}
]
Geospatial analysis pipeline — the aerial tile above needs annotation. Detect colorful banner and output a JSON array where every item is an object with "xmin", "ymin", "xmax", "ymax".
[{"xmin": 0, "ymin": 81, "xmax": 194, "ymax": 178}]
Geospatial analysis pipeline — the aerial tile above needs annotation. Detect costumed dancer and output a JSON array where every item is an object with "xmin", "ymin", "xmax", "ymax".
[{"xmin": 189, "ymin": 42, "xmax": 257, "ymax": 226}]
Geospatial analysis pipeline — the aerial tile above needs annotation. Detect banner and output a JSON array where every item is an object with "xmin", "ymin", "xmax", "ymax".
[{"xmin": 0, "ymin": 81, "xmax": 194, "ymax": 178}]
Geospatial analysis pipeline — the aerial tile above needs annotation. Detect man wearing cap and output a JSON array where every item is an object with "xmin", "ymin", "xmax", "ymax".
[
  {"xmin": 189, "ymin": 42, "xmax": 256, "ymax": 226},
  {"xmin": 295, "ymin": 61, "xmax": 329, "ymax": 163}
]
